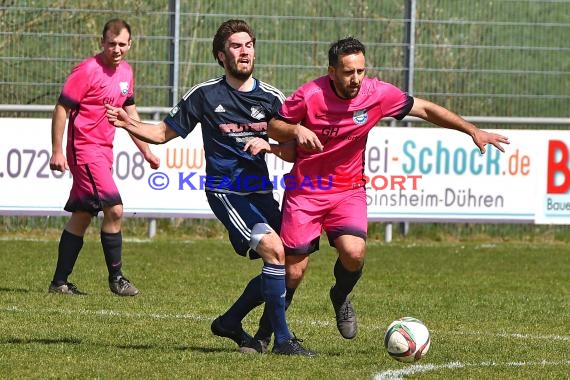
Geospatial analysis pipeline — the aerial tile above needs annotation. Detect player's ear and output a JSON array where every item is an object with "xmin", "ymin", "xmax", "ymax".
[
  {"xmin": 327, "ymin": 66, "xmax": 335, "ymax": 78},
  {"xmin": 217, "ymin": 51, "xmax": 225, "ymax": 64}
]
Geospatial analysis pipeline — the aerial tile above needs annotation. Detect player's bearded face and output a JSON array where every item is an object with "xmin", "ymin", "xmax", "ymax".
[
  {"xmin": 225, "ymin": 50, "xmax": 254, "ymax": 80},
  {"xmin": 223, "ymin": 33, "xmax": 255, "ymax": 81},
  {"xmin": 330, "ymin": 53, "xmax": 366, "ymax": 99}
]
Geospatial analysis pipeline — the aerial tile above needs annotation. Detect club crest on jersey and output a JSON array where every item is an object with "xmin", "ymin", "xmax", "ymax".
[
  {"xmin": 169, "ymin": 105, "xmax": 180, "ymax": 117},
  {"xmin": 353, "ymin": 109, "xmax": 368, "ymax": 125},
  {"xmin": 251, "ymin": 106, "xmax": 265, "ymax": 120},
  {"xmin": 119, "ymin": 82, "xmax": 129, "ymax": 96}
]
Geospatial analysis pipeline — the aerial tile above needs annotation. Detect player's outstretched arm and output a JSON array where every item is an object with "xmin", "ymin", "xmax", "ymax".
[
  {"xmin": 105, "ymin": 104, "xmax": 178, "ymax": 145},
  {"xmin": 409, "ymin": 97, "xmax": 510, "ymax": 154}
]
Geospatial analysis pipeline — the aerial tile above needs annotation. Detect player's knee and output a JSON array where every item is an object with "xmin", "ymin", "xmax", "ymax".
[
  {"xmin": 105, "ymin": 204, "xmax": 123, "ymax": 221},
  {"xmin": 338, "ymin": 240, "xmax": 366, "ymax": 263},
  {"xmin": 285, "ymin": 256, "xmax": 309, "ymax": 283},
  {"xmin": 340, "ymin": 249, "xmax": 365, "ymax": 270},
  {"xmin": 248, "ymin": 223, "xmax": 275, "ymax": 251},
  {"xmin": 349, "ymin": 248, "xmax": 366, "ymax": 262},
  {"xmin": 286, "ymin": 264, "xmax": 305, "ymax": 283}
]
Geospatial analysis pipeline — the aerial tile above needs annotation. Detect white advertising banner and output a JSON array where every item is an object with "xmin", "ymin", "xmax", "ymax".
[
  {"xmin": 363, "ymin": 127, "xmax": 536, "ymax": 222},
  {"xmin": 532, "ymin": 131, "xmax": 570, "ymax": 224},
  {"xmin": 0, "ymin": 118, "xmax": 567, "ymax": 224},
  {"xmin": 0, "ymin": 118, "xmax": 214, "ymax": 217}
]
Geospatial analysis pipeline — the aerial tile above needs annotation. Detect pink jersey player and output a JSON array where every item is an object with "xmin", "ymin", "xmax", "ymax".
[
  {"xmin": 276, "ymin": 74, "xmax": 413, "ymax": 255},
  {"xmin": 279, "ymin": 75, "xmax": 412, "ymax": 194},
  {"xmin": 60, "ymin": 54, "xmax": 134, "ymax": 166},
  {"xmin": 48, "ymin": 19, "xmax": 159, "ymax": 298},
  {"xmin": 253, "ymin": 37, "xmax": 508, "ymax": 344}
]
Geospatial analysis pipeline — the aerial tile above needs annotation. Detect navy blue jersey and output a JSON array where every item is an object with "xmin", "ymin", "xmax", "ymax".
[{"xmin": 164, "ymin": 76, "xmax": 285, "ymax": 194}]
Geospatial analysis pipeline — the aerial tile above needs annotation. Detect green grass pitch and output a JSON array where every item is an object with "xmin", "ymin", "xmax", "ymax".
[{"xmin": 0, "ymin": 235, "xmax": 569, "ymax": 379}]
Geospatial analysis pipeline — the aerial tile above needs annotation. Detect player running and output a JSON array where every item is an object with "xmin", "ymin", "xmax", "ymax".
[
  {"xmin": 251, "ymin": 36, "xmax": 509, "ymax": 344},
  {"xmin": 106, "ymin": 19, "xmax": 315, "ymax": 356}
]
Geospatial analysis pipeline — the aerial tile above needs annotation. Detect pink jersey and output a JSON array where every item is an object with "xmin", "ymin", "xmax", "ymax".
[
  {"xmin": 279, "ymin": 75, "xmax": 412, "ymax": 194},
  {"xmin": 59, "ymin": 54, "xmax": 134, "ymax": 165}
]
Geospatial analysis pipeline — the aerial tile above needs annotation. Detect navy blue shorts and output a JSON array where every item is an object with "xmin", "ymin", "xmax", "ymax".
[{"xmin": 206, "ymin": 191, "xmax": 282, "ymax": 259}]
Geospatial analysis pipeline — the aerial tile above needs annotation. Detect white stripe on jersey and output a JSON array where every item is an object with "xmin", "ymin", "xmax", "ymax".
[
  {"xmin": 259, "ymin": 81, "xmax": 286, "ymax": 102},
  {"xmin": 214, "ymin": 193, "xmax": 251, "ymax": 240},
  {"xmin": 181, "ymin": 76, "xmax": 224, "ymax": 101}
]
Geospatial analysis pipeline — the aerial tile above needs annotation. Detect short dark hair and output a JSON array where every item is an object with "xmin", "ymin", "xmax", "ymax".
[
  {"xmin": 328, "ymin": 37, "xmax": 365, "ymax": 67},
  {"xmin": 212, "ymin": 19, "xmax": 256, "ymax": 67},
  {"xmin": 102, "ymin": 19, "xmax": 131, "ymax": 40}
]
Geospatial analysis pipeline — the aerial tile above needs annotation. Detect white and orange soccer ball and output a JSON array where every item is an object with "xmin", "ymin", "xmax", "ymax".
[{"xmin": 384, "ymin": 317, "xmax": 431, "ymax": 363}]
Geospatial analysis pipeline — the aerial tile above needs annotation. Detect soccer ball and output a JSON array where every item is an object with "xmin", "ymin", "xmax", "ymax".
[{"xmin": 384, "ymin": 317, "xmax": 431, "ymax": 363}]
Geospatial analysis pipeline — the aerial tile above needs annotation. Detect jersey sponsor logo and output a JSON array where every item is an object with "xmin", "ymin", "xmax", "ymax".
[
  {"xmin": 219, "ymin": 122, "xmax": 267, "ymax": 134},
  {"xmin": 119, "ymin": 81, "xmax": 129, "ymax": 96},
  {"xmin": 250, "ymin": 106, "xmax": 265, "ymax": 120},
  {"xmin": 353, "ymin": 109, "xmax": 368, "ymax": 125},
  {"xmin": 215, "ymin": 104, "xmax": 226, "ymax": 113}
]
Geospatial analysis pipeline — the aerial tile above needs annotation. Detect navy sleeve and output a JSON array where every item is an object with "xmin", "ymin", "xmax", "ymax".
[
  {"xmin": 123, "ymin": 96, "xmax": 135, "ymax": 107},
  {"xmin": 392, "ymin": 95, "xmax": 414, "ymax": 120}
]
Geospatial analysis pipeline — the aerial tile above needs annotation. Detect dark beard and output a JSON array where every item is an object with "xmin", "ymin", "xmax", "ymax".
[
  {"xmin": 227, "ymin": 61, "xmax": 254, "ymax": 81},
  {"xmin": 339, "ymin": 86, "xmax": 360, "ymax": 99}
]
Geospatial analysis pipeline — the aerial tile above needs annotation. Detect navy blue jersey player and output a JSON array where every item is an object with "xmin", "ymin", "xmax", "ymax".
[
  {"xmin": 106, "ymin": 19, "xmax": 314, "ymax": 356},
  {"xmin": 167, "ymin": 76, "xmax": 281, "ymax": 195}
]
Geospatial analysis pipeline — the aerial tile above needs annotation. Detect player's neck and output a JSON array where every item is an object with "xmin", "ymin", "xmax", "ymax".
[{"xmin": 225, "ymin": 75, "xmax": 255, "ymax": 92}]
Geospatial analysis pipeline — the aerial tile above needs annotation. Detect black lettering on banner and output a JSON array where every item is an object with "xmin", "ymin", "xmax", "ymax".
[
  {"xmin": 6, "ymin": 149, "xmax": 22, "ymax": 177},
  {"xmin": 22, "ymin": 149, "xmax": 35, "ymax": 177},
  {"xmin": 132, "ymin": 152, "xmax": 145, "ymax": 180},
  {"xmin": 115, "ymin": 151, "xmax": 145, "ymax": 180},
  {"xmin": 36, "ymin": 150, "xmax": 50, "ymax": 178},
  {"xmin": 5, "ymin": 148, "xmax": 71, "ymax": 179}
]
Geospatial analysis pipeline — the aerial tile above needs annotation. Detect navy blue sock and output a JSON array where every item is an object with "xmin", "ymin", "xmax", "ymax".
[
  {"xmin": 261, "ymin": 263, "xmax": 290, "ymax": 346},
  {"xmin": 331, "ymin": 258, "xmax": 363, "ymax": 303},
  {"xmin": 254, "ymin": 286, "xmax": 295, "ymax": 340},
  {"xmin": 52, "ymin": 230, "xmax": 83, "ymax": 285},
  {"xmin": 219, "ymin": 275, "xmax": 264, "ymax": 329},
  {"xmin": 101, "ymin": 231, "xmax": 123, "ymax": 279}
]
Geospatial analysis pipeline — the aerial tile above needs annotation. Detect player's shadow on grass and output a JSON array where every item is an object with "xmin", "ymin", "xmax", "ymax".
[
  {"xmin": 2, "ymin": 337, "xmax": 245, "ymax": 354},
  {"xmin": 112, "ymin": 343, "xmax": 225, "ymax": 352},
  {"xmin": 0, "ymin": 286, "xmax": 30, "ymax": 293},
  {"xmin": 3, "ymin": 337, "xmax": 82, "ymax": 345},
  {"xmin": 174, "ymin": 345, "xmax": 226, "ymax": 353}
]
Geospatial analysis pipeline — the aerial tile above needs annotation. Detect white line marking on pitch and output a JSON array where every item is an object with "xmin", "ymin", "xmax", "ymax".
[
  {"xmin": 3, "ymin": 306, "xmax": 569, "ymax": 346},
  {"xmin": 444, "ymin": 330, "xmax": 570, "ymax": 342},
  {"xmin": 0, "ymin": 305, "xmax": 335, "ymax": 327},
  {"xmin": 374, "ymin": 360, "xmax": 570, "ymax": 380},
  {"xmin": 1, "ymin": 305, "xmax": 210, "ymax": 321},
  {"xmin": 3, "ymin": 306, "xmax": 570, "ymax": 337}
]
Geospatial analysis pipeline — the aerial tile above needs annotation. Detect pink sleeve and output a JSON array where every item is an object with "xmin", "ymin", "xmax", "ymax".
[
  {"xmin": 378, "ymin": 81, "xmax": 412, "ymax": 119},
  {"xmin": 61, "ymin": 61, "xmax": 91, "ymax": 104},
  {"xmin": 278, "ymin": 87, "xmax": 308, "ymax": 123},
  {"xmin": 127, "ymin": 65, "xmax": 134, "ymax": 98}
]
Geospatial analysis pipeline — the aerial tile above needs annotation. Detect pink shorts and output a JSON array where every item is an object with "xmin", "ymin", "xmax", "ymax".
[
  {"xmin": 280, "ymin": 187, "xmax": 367, "ymax": 255},
  {"xmin": 64, "ymin": 161, "xmax": 122, "ymax": 216}
]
